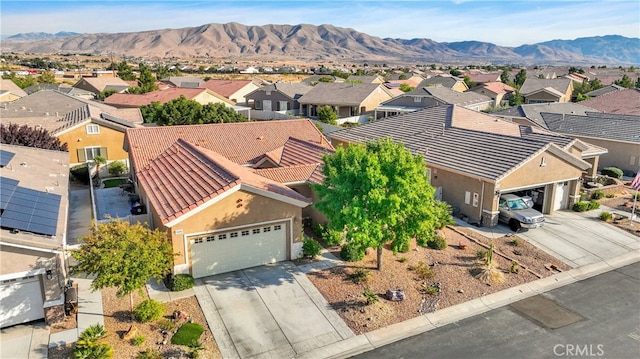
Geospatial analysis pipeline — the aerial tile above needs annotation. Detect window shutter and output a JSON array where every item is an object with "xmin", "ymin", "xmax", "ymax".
[
  {"xmin": 77, "ymin": 149, "xmax": 86, "ymax": 162},
  {"xmin": 99, "ymin": 147, "xmax": 108, "ymax": 159}
]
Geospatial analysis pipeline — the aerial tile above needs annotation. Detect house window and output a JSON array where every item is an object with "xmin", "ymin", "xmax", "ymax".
[
  {"xmin": 630, "ymin": 156, "xmax": 637, "ymax": 166},
  {"xmin": 86, "ymin": 124, "xmax": 100, "ymax": 134},
  {"xmin": 252, "ymin": 228, "xmax": 260, "ymax": 234},
  {"xmin": 230, "ymin": 232, "xmax": 238, "ymax": 238},
  {"xmin": 82, "ymin": 147, "xmax": 108, "ymax": 162},
  {"xmin": 540, "ymin": 157, "xmax": 547, "ymax": 167},
  {"xmin": 413, "ymin": 96, "xmax": 421, "ymax": 103},
  {"xmin": 465, "ymin": 191, "xmax": 471, "ymax": 205},
  {"xmin": 274, "ymin": 225, "xmax": 282, "ymax": 231},
  {"xmin": 255, "ymin": 100, "xmax": 263, "ymax": 110},
  {"xmin": 218, "ymin": 234, "xmax": 227, "ymax": 240},
  {"xmin": 241, "ymin": 230, "xmax": 250, "ymax": 236},
  {"xmin": 266, "ymin": 90, "xmax": 271, "ymax": 96},
  {"xmin": 263, "ymin": 227, "xmax": 271, "ymax": 232}
]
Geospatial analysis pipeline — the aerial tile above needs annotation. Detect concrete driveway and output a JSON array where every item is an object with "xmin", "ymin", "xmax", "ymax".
[
  {"xmin": 0, "ymin": 322, "xmax": 49, "ymax": 359},
  {"xmin": 194, "ymin": 262, "xmax": 354, "ymax": 359},
  {"xmin": 460, "ymin": 208, "xmax": 640, "ymax": 268}
]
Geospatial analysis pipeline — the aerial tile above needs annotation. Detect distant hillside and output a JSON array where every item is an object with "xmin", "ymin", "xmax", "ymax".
[
  {"xmin": 6, "ymin": 31, "xmax": 81, "ymax": 41},
  {"xmin": 2, "ymin": 23, "xmax": 638, "ymax": 65}
]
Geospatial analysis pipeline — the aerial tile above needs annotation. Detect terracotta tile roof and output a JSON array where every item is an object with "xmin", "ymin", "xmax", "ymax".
[
  {"xmin": 254, "ymin": 164, "xmax": 321, "ymax": 184},
  {"xmin": 450, "ymin": 106, "xmax": 522, "ymax": 137},
  {"xmin": 481, "ymin": 82, "xmax": 516, "ymax": 95},
  {"xmin": 75, "ymin": 77, "xmax": 130, "ymax": 92},
  {"xmin": 202, "ymin": 79, "xmax": 252, "ymax": 98},
  {"xmin": 466, "ymin": 73, "xmax": 501, "ymax": 83},
  {"xmin": 125, "ymin": 119, "xmax": 333, "ymax": 172},
  {"xmin": 138, "ymin": 139, "xmax": 310, "ymax": 224},
  {"xmin": 104, "ymin": 88, "xmax": 232, "ymax": 107},
  {"xmin": 578, "ymin": 88, "xmax": 640, "ymax": 116}
]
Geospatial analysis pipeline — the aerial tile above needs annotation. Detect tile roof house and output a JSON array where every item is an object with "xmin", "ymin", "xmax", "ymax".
[
  {"xmin": 159, "ymin": 76, "xmax": 204, "ymax": 88},
  {"xmin": 23, "ymin": 83, "xmax": 95, "ymax": 100},
  {"xmin": 103, "ymin": 87, "xmax": 235, "ymax": 109},
  {"xmin": 0, "ymin": 145, "xmax": 70, "ymax": 328},
  {"xmin": 345, "ymin": 75, "xmax": 385, "ymax": 84},
  {"xmin": 519, "ymin": 78, "xmax": 574, "ymax": 103},
  {"xmin": 375, "ymin": 85, "xmax": 492, "ymax": 119},
  {"xmin": 578, "ymin": 88, "xmax": 640, "ymax": 116},
  {"xmin": 584, "ymin": 84, "xmax": 625, "ymax": 97},
  {"xmin": 0, "ymin": 79, "xmax": 28, "ymax": 102},
  {"xmin": 0, "ymin": 90, "xmax": 142, "ymax": 166},
  {"xmin": 468, "ymin": 82, "xmax": 516, "ymax": 107},
  {"xmin": 329, "ymin": 105, "xmax": 594, "ymax": 227},
  {"xmin": 465, "ymin": 72, "xmax": 501, "ymax": 84},
  {"xmin": 72, "ymin": 77, "xmax": 131, "ymax": 95},
  {"xmin": 538, "ymin": 112, "xmax": 640, "ymax": 175},
  {"xmin": 201, "ymin": 79, "xmax": 262, "ymax": 105},
  {"xmin": 123, "ymin": 119, "xmax": 334, "ymax": 277},
  {"xmin": 244, "ymin": 83, "xmax": 313, "ymax": 119},
  {"xmin": 297, "ymin": 82, "xmax": 394, "ymax": 120}
]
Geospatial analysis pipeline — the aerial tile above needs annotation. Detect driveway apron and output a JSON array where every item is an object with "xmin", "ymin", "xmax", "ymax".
[{"xmin": 197, "ymin": 262, "xmax": 352, "ymax": 358}]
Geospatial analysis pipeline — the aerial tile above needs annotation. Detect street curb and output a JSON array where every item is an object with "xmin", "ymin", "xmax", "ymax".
[{"xmin": 301, "ymin": 251, "xmax": 640, "ymax": 359}]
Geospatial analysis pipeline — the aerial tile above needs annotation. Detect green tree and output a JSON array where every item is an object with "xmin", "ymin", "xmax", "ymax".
[
  {"xmin": 1, "ymin": 123, "xmax": 68, "ymax": 151},
  {"xmin": 463, "ymin": 75, "xmax": 477, "ymax": 88},
  {"xmin": 37, "ymin": 71, "xmax": 56, "ymax": 84},
  {"xmin": 117, "ymin": 61, "xmax": 135, "ymax": 81},
  {"xmin": 140, "ymin": 96, "xmax": 246, "ymax": 125},
  {"xmin": 317, "ymin": 105, "xmax": 338, "ymax": 125},
  {"xmin": 514, "ymin": 69, "xmax": 527, "ymax": 88},
  {"xmin": 500, "ymin": 68, "xmax": 511, "ymax": 84},
  {"xmin": 71, "ymin": 220, "xmax": 175, "ymax": 317},
  {"xmin": 399, "ymin": 83, "xmax": 414, "ymax": 92},
  {"xmin": 98, "ymin": 88, "xmax": 118, "ymax": 101},
  {"xmin": 509, "ymin": 90, "xmax": 524, "ymax": 106},
  {"xmin": 313, "ymin": 139, "xmax": 451, "ymax": 270},
  {"xmin": 449, "ymin": 69, "xmax": 462, "ymax": 77},
  {"xmin": 614, "ymin": 74, "xmax": 633, "ymax": 88},
  {"xmin": 137, "ymin": 63, "xmax": 158, "ymax": 93},
  {"xmin": 636, "ymin": 77, "xmax": 640, "ymax": 89}
]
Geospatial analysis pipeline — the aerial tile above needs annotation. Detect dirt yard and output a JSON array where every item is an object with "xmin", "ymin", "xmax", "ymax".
[
  {"xmin": 305, "ymin": 226, "xmax": 568, "ymax": 334},
  {"xmin": 597, "ymin": 188, "xmax": 640, "ymax": 237},
  {"xmin": 48, "ymin": 287, "xmax": 222, "ymax": 359}
]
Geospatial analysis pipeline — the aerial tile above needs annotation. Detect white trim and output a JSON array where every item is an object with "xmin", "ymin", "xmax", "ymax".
[
  {"xmin": 43, "ymin": 297, "xmax": 65, "ymax": 308},
  {"xmin": 482, "ymin": 209, "xmax": 500, "ymax": 215},
  {"xmin": 0, "ymin": 268, "xmax": 45, "ymax": 281},
  {"xmin": 86, "ymin": 124, "xmax": 100, "ymax": 135},
  {"xmin": 186, "ymin": 218, "xmax": 291, "ymax": 237},
  {"xmin": 182, "ymin": 233, "xmax": 189, "ymax": 268},
  {"xmin": 0, "ymin": 241, "xmax": 63, "ymax": 254}
]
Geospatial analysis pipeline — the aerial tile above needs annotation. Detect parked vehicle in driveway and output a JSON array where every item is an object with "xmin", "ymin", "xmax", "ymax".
[{"xmin": 499, "ymin": 194, "xmax": 545, "ymax": 231}]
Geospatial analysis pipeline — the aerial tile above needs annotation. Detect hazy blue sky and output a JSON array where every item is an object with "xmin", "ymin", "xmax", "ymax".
[{"xmin": 1, "ymin": 1, "xmax": 638, "ymax": 46}]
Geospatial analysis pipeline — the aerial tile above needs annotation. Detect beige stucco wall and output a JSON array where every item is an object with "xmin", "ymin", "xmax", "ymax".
[
  {"xmin": 498, "ymin": 151, "xmax": 584, "ymax": 191},
  {"xmin": 230, "ymin": 83, "xmax": 260, "ymax": 105},
  {"xmin": 192, "ymin": 91, "xmax": 232, "ymax": 106},
  {"xmin": 569, "ymin": 136, "xmax": 640, "ymax": 175},
  {"xmin": 291, "ymin": 183, "xmax": 328, "ymax": 225},
  {"xmin": 162, "ymin": 189, "xmax": 303, "ymax": 271},
  {"xmin": 58, "ymin": 122, "xmax": 128, "ymax": 164},
  {"xmin": 452, "ymin": 82, "xmax": 468, "ymax": 93}
]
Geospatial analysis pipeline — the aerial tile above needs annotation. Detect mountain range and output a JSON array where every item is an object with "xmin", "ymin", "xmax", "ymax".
[{"xmin": 2, "ymin": 23, "xmax": 638, "ymax": 65}]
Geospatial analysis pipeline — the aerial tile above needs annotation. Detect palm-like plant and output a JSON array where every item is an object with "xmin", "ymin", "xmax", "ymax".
[
  {"xmin": 474, "ymin": 244, "xmax": 505, "ymax": 284},
  {"xmin": 73, "ymin": 324, "xmax": 113, "ymax": 359}
]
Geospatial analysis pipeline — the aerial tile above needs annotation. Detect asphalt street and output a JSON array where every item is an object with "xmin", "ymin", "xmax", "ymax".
[{"xmin": 353, "ymin": 262, "xmax": 640, "ymax": 359}]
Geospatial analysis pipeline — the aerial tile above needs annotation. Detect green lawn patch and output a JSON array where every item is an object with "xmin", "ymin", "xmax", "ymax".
[
  {"xmin": 171, "ymin": 322, "xmax": 203, "ymax": 346},
  {"xmin": 102, "ymin": 178, "xmax": 127, "ymax": 188}
]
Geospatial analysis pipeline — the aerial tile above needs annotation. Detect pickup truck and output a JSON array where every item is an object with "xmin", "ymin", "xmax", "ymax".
[{"xmin": 499, "ymin": 194, "xmax": 545, "ymax": 231}]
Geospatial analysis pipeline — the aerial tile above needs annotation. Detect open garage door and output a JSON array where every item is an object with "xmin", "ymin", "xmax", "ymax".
[
  {"xmin": 502, "ymin": 185, "xmax": 546, "ymax": 212},
  {"xmin": 190, "ymin": 222, "xmax": 287, "ymax": 278},
  {"xmin": 0, "ymin": 275, "xmax": 44, "ymax": 328}
]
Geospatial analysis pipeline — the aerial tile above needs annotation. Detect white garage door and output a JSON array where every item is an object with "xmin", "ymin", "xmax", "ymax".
[
  {"xmin": 191, "ymin": 222, "xmax": 287, "ymax": 278},
  {"xmin": 0, "ymin": 276, "xmax": 44, "ymax": 328}
]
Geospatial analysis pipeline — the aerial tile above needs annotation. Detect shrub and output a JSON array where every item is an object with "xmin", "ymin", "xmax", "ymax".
[
  {"xmin": 157, "ymin": 318, "xmax": 177, "ymax": 332},
  {"xmin": 591, "ymin": 190, "xmax": 605, "ymax": 200},
  {"xmin": 420, "ymin": 284, "xmax": 440, "ymax": 295},
  {"xmin": 510, "ymin": 261, "xmax": 519, "ymax": 274},
  {"xmin": 170, "ymin": 274, "xmax": 195, "ymax": 292},
  {"xmin": 340, "ymin": 242, "xmax": 365, "ymax": 262},
  {"xmin": 634, "ymin": 193, "xmax": 640, "ymax": 201},
  {"xmin": 73, "ymin": 324, "xmax": 113, "ymax": 359},
  {"xmin": 476, "ymin": 249, "xmax": 487, "ymax": 260},
  {"xmin": 108, "ymin": 161, "xmax": 127, "ymax": 176},
  {"xmin": 302, "ymin": 237, "xmax": 322, "ymax": 258},
  {"xmin": 311, "ymin": 223, "xmax": 325, "ymax": 237},
  {"xmin": 171, "ymin": 322, "xmax": 204, "ymax": 346},
  {"xmin": 572, "ymin": 201, "xmax": 589, "ymax": 212},
  {"xmin": 601, "ymin": 167, "xmax": 623, "ymax": 179},
  {"xmin": 70, "ymin": 163, "xmax": 91, "ymax": 185},
  {"xmin": 599, "ymin": 211, "xmax": 613, "ymax": 222},
  {"xmin": 137, "ymin": 349, "xmax": 163, "ymax": 359},
  {"xmin": 188, "ymin": 340, "xmax": 204, "ymax": 359},
  {"xmin": 350, "ymin": 267, "xmax": 371, "ymax": 284},
  {"xmin": 134, "ymin": 299, "xmax": 165, "ymax": 323},
  {"xmin": 510, "ymin": 238, "xmax": 521, "ymax": 247},
  {"xmin": 131, "ymin": 334, "xmax": 145, "ymax": 346},
  {"xmin": 408, "ymin": 261, "xmax": 435, "ymax": 281},
  {"xmin": 362, "ymin": 287, "xmax": 378, "ymax": 305},
  {"xmin": 322, "ymin": 229, "xmax": 343, "ymax": 246},
  {"xmin": 605, "ymin": 193, "xmax": 615, "ymax": 198},
  {"xmin": 588, "ymin": 200, "xmax": 600, "ymax": 210},
  {"xmin": 427, "ymin": 235, "xmax": 447, "ymax": 250},
  {"xmin": 395, "ymin": 240, "xmax": 411, "ymax": 253},
  {"xmin": 398, "ymin": 256, "xmax": 408, "ymax": 263}
]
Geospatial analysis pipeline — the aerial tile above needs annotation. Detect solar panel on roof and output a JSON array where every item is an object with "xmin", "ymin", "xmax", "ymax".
[
  {"xmin": 0, "ymin": 150, "xmax": 15, "ymax": 167},
  {"xmin": 0, "ymin": 182, "xmax": 61, "ymax": 236}
]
